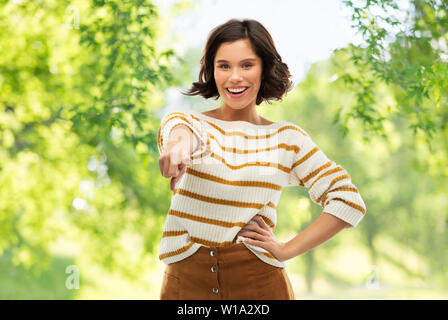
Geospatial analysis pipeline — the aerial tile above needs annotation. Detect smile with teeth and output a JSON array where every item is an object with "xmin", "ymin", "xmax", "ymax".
[{"xmin": 226, "ymin": 87, "xmax": 248, "ymax": 95}]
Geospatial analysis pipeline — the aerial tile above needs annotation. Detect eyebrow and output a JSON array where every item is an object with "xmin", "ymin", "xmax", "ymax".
[{"xmin": 216, "ymin": 58, "xmax": 257, "ymax": 64}]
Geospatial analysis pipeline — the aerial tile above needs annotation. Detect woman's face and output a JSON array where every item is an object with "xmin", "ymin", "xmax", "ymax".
[{"xmin": 213, "ymin": 39, "xmax": 263, "ymax": 111}]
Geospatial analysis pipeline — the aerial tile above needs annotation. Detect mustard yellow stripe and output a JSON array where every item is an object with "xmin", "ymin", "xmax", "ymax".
[
  {"xmin": 158, "ymin": 113, "xmax": 189, "ymax": 151},
  {"xmin": 185, "ymin": 167, "xmax": 284, "ymax": 191},
  {"xmin": 266, "ymin": 201, "xmax": 276, "ymax": 209},
  {"xmin": 210, "ymin": 151, "xmax": 291, "ymax": 173},
  {"xmin": 261, "ymin": 251, "xmax": 277, "ymax": 259},
  {"xmin": 302, "ymin": 161, "xmax": 332, "ymax": 184},
  {"xmin": 172, "ymin": 189, "xmax": 267, "ymax": 209},
  {"xmin": 163, "ymin": 113, "xmax": 190, "ymax": 124},
  {"xmin": 262, "ymin": 216, "xmax": 275, "ymax": 230},
  {"xmin": 159, "ymin": 241, "xmax": 195, "ymax": 260},
  {"xmin": 159, "ymin": 113, "xmax": 209, "ymax": 157},
  {"xmin": 329, "ymin": 173, "xmax": 351, "ymax": 187},
  {"xmin": 157, "ymin": 126, "xmax": 162, "ymax": 151},
  {"xmin": 190, "ymin": 134, "xmax": 212, "ymax": 161},
  {"xmin": 191, "ymin": 113, "xmax": 308, "ymax": 137},
  {"xmin": 331, "ymin": 198, "xmax": 366, "ymax": 215},
  {"xmin": 207, "ymin": 132, "xmax": 300, "ymax": 154},
  {"xmin": 255, "ymin": 211, "xmax": 276, "ymax": 229},
  {"xmin": 164, "ymin": 112, "xmax": 187, "ymax": 117},
  {"xmin": 168, "ymin": 209, "xmax": 249, "ymax": 228},
  {"xmin": 317, "ymin": 174, "xmax": 352, "ymax": 206},
  {"xmin": 162, "ymin": 230, "xmax": 189, "ymax": 237},
  {"xmin": 189, "ymin": 236, "xmax": 236, "ymax": 247},
  {"xmin": 162, "ymin": 214, "xmax": 275, "ymax": 236},
  {"xmin": 291, "ymin": 146, "xmax": 319, "ymax": 171},
  {"xmin": 318, "ymin": 186, "xmax": 359, "ymax": 206},
  {"xmin": 309, "ymin": 166, "xmax": 345, "ymax": 190}
]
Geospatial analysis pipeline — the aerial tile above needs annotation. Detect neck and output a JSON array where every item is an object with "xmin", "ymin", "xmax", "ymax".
[{"xmin": 217, "ymin": 104, "xmax": 262, "ymax": 123}]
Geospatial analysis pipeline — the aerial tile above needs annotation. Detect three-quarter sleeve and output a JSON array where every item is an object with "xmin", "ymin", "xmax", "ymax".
[
  {"xmin": 289, "ymin": 127, "xmax": 367, "ymax": 228},
  {"xmin": 157, "ymin": 110, "xmax": 210, "ymax": 160}
]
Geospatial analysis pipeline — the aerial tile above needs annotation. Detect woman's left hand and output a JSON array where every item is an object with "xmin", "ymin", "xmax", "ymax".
[{"xmin": 236, "ymin": 215, "xmax": 290, "ymax": 262}]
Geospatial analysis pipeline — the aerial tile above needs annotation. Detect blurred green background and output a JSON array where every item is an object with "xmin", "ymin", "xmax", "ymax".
[{"xmin": 0, "ymin": 0, "xmax": 447, "ymax": 299}]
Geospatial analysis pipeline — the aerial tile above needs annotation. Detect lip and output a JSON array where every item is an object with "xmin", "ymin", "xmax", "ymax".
[
  {"xmin": 225, "ymin": 86, "xmax": 249, "ymax": 98},
  {"xmin": 226, "ymin": 86, "xmax": 248, "ymax": 89}
]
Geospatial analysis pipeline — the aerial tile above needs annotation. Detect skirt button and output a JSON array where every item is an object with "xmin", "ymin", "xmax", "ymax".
[
  {"xmin": 210, "ymin": 250, "xmax": 215, "ymax": 256},
  {"xmin": 211, "ymin": 266, "xmax": 216, "ymax": 272},
  {"xmin": 212, "ymin": 287, "xmax": 219, "ymax": 294}
]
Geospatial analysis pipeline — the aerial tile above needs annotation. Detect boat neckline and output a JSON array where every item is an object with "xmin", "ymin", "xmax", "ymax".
[{"xmin": 190, "ymin": 110, "xmax": 285, "ymax": 128}]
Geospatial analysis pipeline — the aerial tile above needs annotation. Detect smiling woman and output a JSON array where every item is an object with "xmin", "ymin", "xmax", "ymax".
[
  {"xmin": 158, "ymin": 18, "xmax": 367, "ymax": 301},
  {"xmin": 182, "ymin": 18, "xmax": 294, "ymax": 113},
  {"xmin": 213, "ymin": 39, "xmax": 263, "ymax": 110}
]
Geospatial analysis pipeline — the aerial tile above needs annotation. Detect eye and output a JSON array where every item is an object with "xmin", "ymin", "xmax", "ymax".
[{"xmin": 218, "ymin": 63, "xmax": 252, "ymax": 69}]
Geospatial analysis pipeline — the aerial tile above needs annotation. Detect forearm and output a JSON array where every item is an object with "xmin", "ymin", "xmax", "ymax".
[
  {"xmin": 284, "ymin": 212, "xmax": 351, "ymax": 260},
  {"xmin": 167, "ymin": 124, "xmax": 199, "ymax": 156}
]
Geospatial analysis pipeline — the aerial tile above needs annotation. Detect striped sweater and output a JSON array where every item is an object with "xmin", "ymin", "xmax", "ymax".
[{"xmin": 157, "ymin": 107, "xmax": 367, "ymax": 268}]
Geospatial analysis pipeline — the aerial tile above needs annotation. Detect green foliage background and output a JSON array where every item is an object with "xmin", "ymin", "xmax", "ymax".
[{"xmin": 0, "ymin": 0, "xmax": 446, "ymax": 299}]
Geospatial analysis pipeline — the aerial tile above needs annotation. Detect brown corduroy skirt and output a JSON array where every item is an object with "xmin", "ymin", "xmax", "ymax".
[{"xmin": 160, "ymin": 242, "xmax": 295, "ymax": 300}]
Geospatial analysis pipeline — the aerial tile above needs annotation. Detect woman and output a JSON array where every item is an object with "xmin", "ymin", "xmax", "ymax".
[{"xmin": 157, "ymin": 18, "xmax": 367, "ymax": 300}]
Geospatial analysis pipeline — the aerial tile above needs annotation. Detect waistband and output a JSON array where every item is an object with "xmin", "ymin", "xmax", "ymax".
[{"xmin": 195, "ymin": 242, "xmax": 247, "ymax": 254}]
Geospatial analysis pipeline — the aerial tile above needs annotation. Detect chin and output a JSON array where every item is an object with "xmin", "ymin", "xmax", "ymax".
[{"xmin": 226, "ymin": 104, "xmax": 248, "ymax": 111}]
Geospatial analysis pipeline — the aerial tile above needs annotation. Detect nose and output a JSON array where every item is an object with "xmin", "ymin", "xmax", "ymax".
[{"xmin": 229, "ymin": 68, "xmax": 243, "ymax": 82}]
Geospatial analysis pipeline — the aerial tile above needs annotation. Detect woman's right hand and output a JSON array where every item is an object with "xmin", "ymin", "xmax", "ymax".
[{"xmin": 158, "ymin": 130, "xmax": 194, "ymax": 191}]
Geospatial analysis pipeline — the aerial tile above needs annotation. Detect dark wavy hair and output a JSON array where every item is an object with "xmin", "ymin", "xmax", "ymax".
[{"xmin": 181, "ymin": 18, "xmax": 294, "ymax": 105}]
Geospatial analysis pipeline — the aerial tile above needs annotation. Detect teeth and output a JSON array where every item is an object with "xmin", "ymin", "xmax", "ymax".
[{"xmin": 228, "ymin": 87, "xmax": 247, "ymax": 93}]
